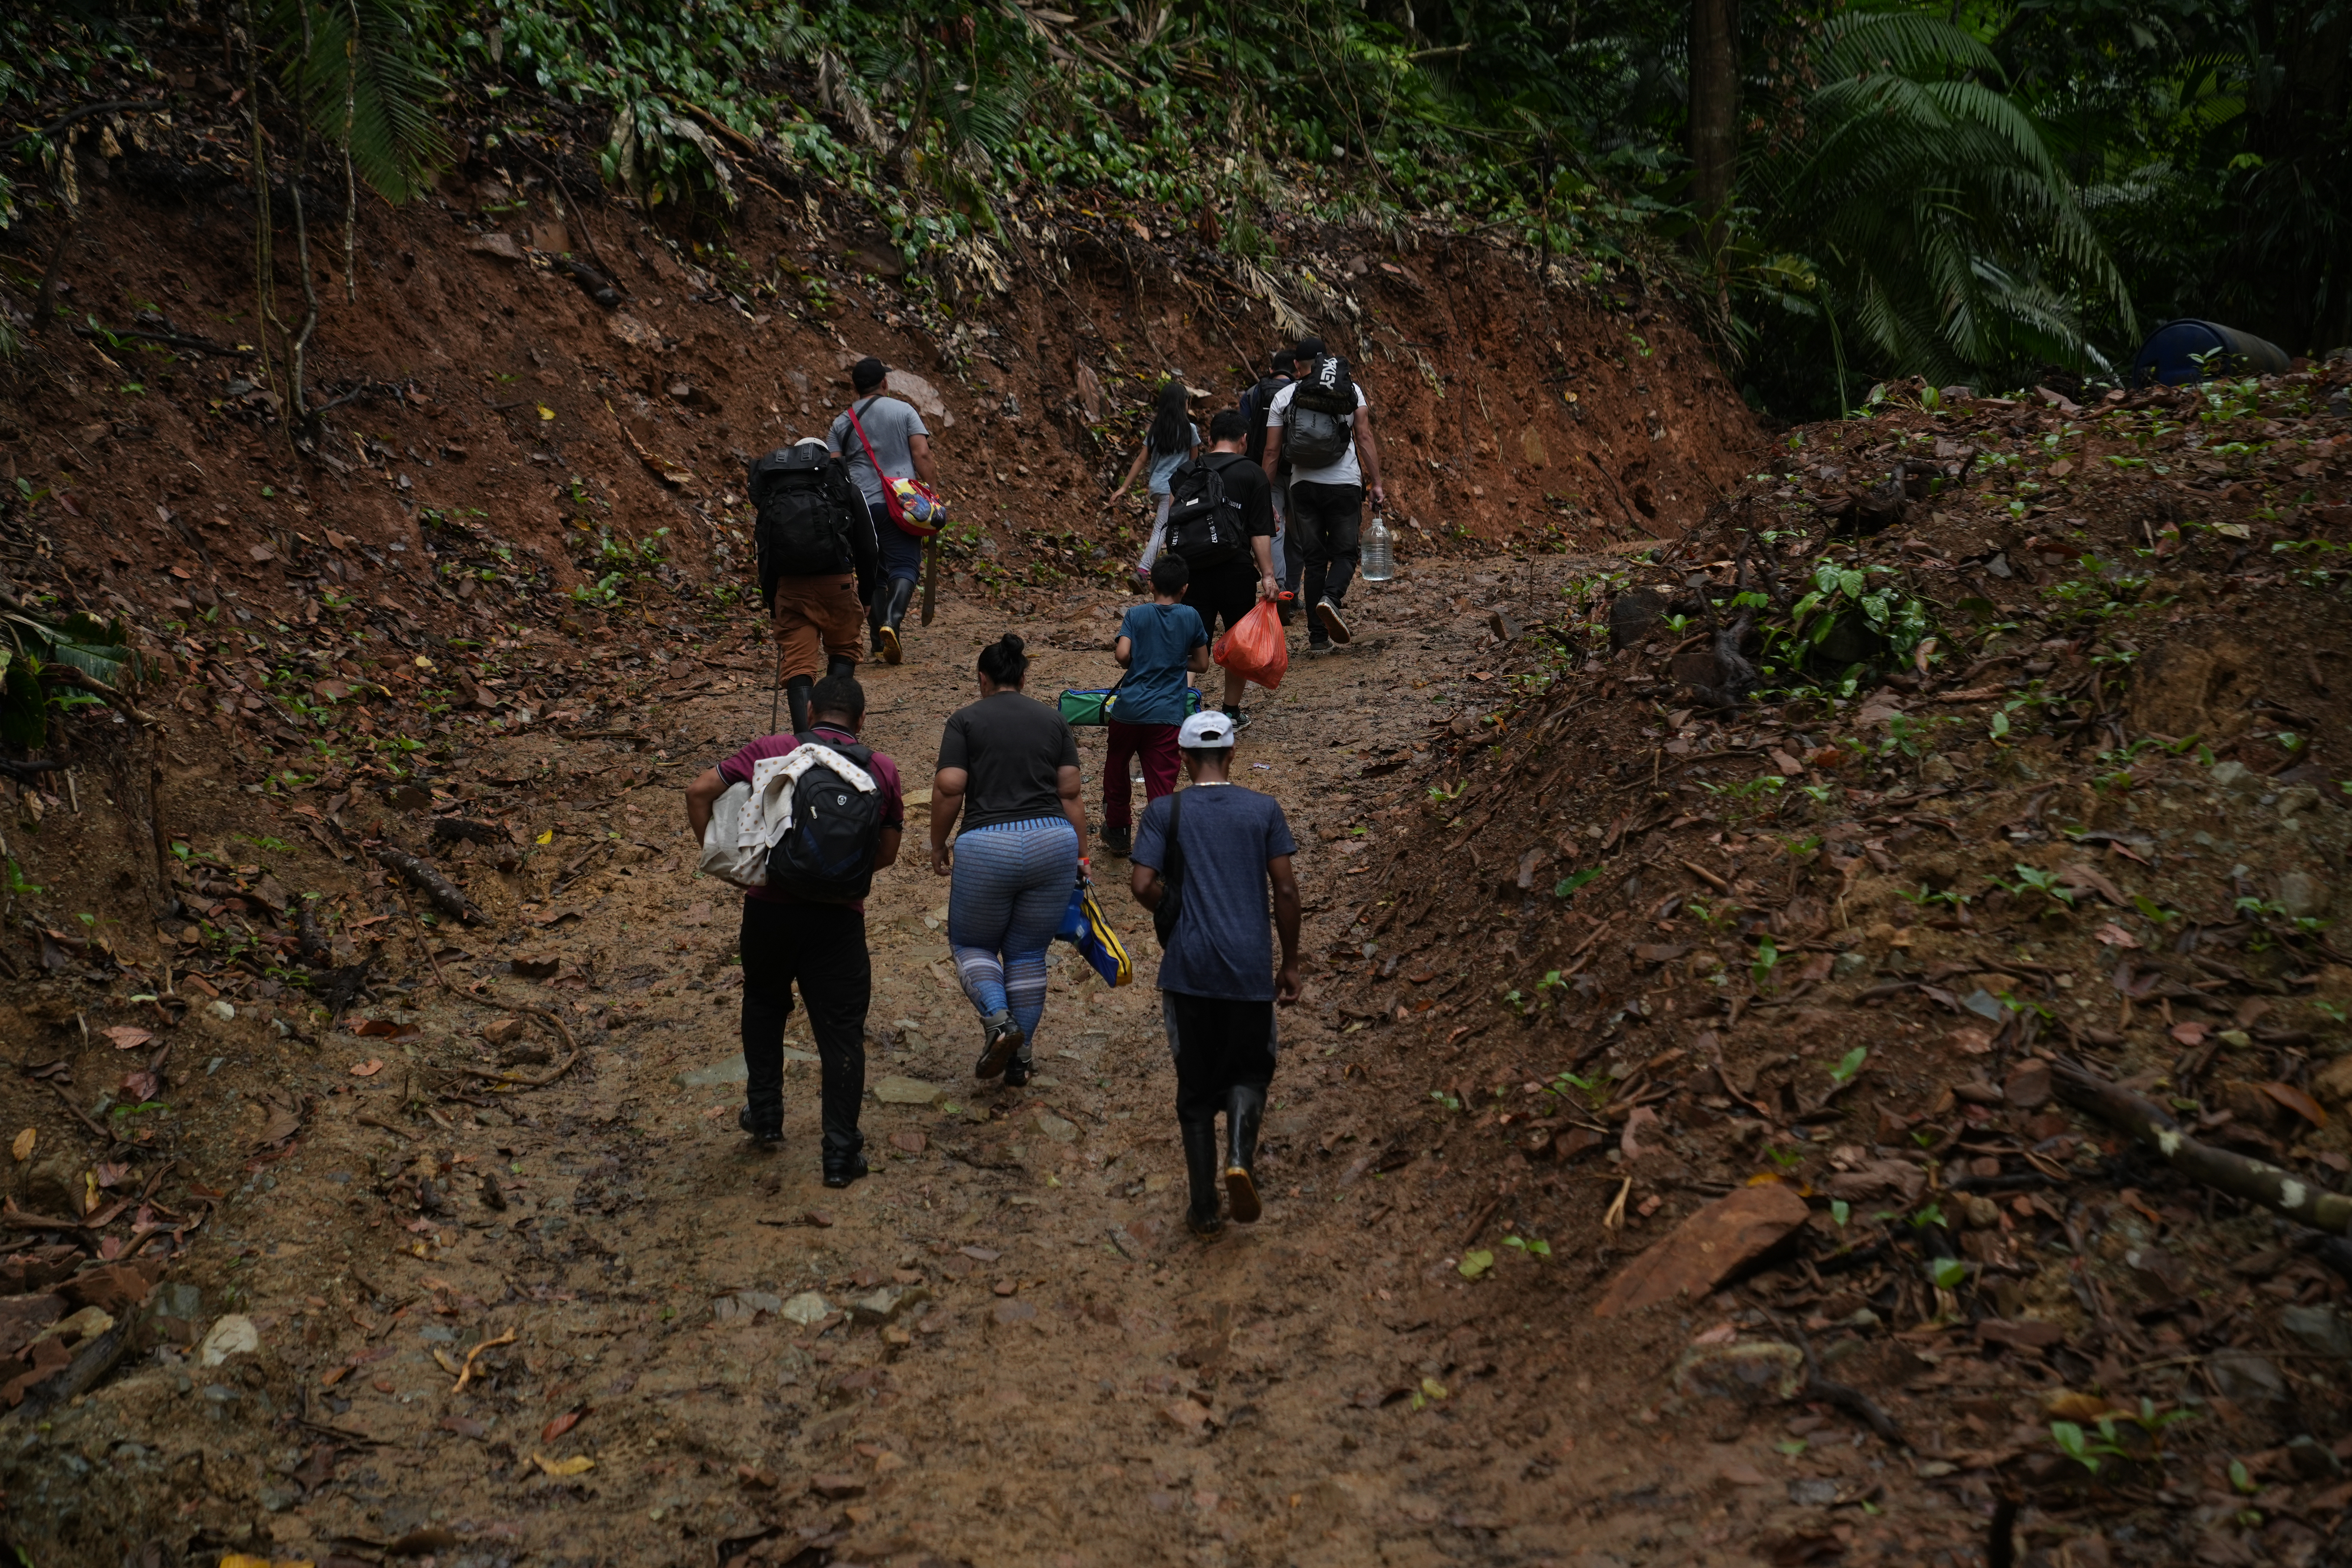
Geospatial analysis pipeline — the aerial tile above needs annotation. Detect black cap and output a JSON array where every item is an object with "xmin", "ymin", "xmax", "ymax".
[
  {"xmin": 851, "ymin": 356, "xmax": 887, "ymax": 393},
  {"xmin": 1292, "ymin": 335, "xmax": 1326, "ymax": 362}
]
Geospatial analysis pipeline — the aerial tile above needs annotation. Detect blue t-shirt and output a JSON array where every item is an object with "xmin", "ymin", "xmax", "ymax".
[
  {"xmin": 1147, "ymin": 425, "xmax": 1201, "ymax": 494},
  {"xmin": 1116, "ymin": 602, "xmax": 1207, "ymax": 727},
  {"xmin": 1132, "ymin": 784, "xmax": 1297, "ymax": 1001}
]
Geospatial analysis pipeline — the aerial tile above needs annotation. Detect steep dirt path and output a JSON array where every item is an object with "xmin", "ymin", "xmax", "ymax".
[{"xmin": 32, "ymin": 555, "xmax": 1775, "ymax": 1568}]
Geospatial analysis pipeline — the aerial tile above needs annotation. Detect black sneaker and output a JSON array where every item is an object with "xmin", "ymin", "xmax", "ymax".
[
  {"xmin": 738, "ymin": 1108, "xmax": 782, "ymax": 1149},
  {"xmin": 822, "ymin": 1153, "xmax": 868, "ymax": 1188},
  {"xmin": 1101, "ymin": 823, "xmax": 1133, "ymax": 858},
  {"xmin": 975, "ymin": 1012, "xmax": 1025, "ymax": 1079},
  {"xmin": 1315, "ymin": 597, "xmax": 1352, "ymax": 644},
  {"xmin": 1222, "ymin": 706, "xmax": 1252, "ymax": 733},
  {"xmin": 1001, "ymin": 1055, "xmax": 1031, "ymax": 1089}
]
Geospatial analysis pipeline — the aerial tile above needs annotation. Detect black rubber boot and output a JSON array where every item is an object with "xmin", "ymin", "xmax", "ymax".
[
  {"xmin": 867, "ymin": 594, "xmax": 887, "ymax": 655},
  {"xmin": 785, "ymin": 676, "xmax": 813, "ymax": 736},
  {"xmin": 1224, "ymin": 1083, "xmax": 1265, "ymax": 1223},
  {"xmin": 879, "ymin": 577, "xmax": 916, "ymax": 666},
  {"xmin": 825, "ymin": 653, "xmax": 858, "ymax": 682},
  {"xmin": 1181, "ymin": 1119, "xmax": 1224, "ymax": 1236},
  {"xmin": 822, "ymin": 1143, "xmax": 868, "ymax": 1188}
]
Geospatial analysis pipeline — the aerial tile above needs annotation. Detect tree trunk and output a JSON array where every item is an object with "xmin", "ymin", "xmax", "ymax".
[{"xmin": 1687, "ymin": 0, "xmax": 1739, "ymax": 237}]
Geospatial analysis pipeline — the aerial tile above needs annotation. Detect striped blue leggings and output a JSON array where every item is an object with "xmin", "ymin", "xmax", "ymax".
[{"xmin": 947, "ymin": 817, "xmax": 1079, "ymax": 1061}]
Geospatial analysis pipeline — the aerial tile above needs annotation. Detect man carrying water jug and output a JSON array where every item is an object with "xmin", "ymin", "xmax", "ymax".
[{"xmin": 1259, "ymin": 338, "xmax": 1385, "ymax": 653}]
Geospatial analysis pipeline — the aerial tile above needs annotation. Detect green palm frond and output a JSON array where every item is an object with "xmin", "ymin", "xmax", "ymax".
[
  {"xmin": 1751, "ymin": 6, "xmax": 2136, "ymax": 396},
  {"xmin": 1816, "ymin": 11, "xmax": 2002, "ymax": 83},
  {"xmin": 271, "ymin": 0, "xmax": 448, "ymax": 203}
]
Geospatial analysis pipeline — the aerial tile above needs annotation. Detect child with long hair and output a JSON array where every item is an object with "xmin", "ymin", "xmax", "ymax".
[{"xmin": 1115, "ymin": 378, "xmax": 1202, "ymax": 579}]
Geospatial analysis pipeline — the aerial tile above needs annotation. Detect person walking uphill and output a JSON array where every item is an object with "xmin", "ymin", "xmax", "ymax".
[
  {"xmin": 930, "ymin": 634, "xmax": 1087, "ymax": 1087},
  {"xmin": 829, "ymin": 356, "xmax": 939, "ymax": 666},
  {"xmin": 1163, "ymin": 408, "xmax": 1280, "ymax": 727},
  {"xmin": 1115, "ymin": 378, "xmax": 1201, "ymax": 580},
  {"xmin": 747, "ymin": 437, "xmax": 879, "ymax": 736},
  {"xmin": 1261, "ymin": 339, "xmax": 1385, "ymax": 651},
  {"xmin": 683, "ymin": 674, "xmax": 904, "ymax": 1187},
  {"xmin": 1102, "ymin": 553, "xmax": 1210, "ymax": 860},
  {"xmin": 1130, "ymin": 710, "xmax": 1302, "ymax": 1236}
]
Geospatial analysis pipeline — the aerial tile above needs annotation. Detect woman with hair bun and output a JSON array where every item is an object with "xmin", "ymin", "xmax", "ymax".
[{"xmin": 928, "ymin": 634, "xmax": 1087, "ymax": 1084}]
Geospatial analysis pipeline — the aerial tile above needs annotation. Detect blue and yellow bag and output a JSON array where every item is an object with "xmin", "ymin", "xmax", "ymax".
[{"xmin": 1056, "ymin": 878, "xmax": 1133, "ymax": 987}]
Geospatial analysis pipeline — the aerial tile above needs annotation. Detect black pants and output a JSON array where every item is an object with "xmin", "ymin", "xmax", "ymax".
[
  {"xmin": 740, "ymin": 897, "xmax": 870, "ymax": 1156},
  {"xmin": 1162, "ymin": 991, "xmax": 1276, "ymax": 1125},
  {"xmin": 1289, "ymin": 480, "xmax": 1363, "ymax": 628},
  {"xmin": 1190, "ymin": 556, "xmax": 1262, "ymax": 640}
]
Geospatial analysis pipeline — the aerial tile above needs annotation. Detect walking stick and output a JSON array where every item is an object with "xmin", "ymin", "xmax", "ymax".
[{"xmin": 920, "ymin": 534, "xmax": 938, "ymax": 626}]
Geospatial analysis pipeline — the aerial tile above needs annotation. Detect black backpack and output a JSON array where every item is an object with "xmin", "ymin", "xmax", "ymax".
[
  {"xmin": 764, "ymin": 734, "xmax": 885, "ymax": 903},
  {"xmin": 1285, "ymin": 357, "xmax": 1357, "ymax": 468},
  {"xmin": 747, "ymin": 443, "xmax": 857, "ymax": 601},
  {"xmin": 1163, "ymin": 456, "xmax": 1247, "ymax": 570},
  {"xmin": 1241, "ymin": 374, "xmax": 1289, "ymax": 466}
]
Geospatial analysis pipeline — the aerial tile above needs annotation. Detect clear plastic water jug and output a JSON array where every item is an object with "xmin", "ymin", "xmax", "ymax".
[{"xmin": 1359, "ymin": 509, "xmax": 1396, "ymax": 583}]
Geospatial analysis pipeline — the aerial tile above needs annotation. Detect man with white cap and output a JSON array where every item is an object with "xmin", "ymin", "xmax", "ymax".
[{"xmin": 1128, "ymin": 708, "xmax": 1302, "ymax": 1236}]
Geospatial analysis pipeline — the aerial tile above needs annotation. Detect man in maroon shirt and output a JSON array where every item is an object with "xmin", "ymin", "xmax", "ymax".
[{"xmin": 685, "ymin": 674, "xmax": 904, "ymax": 1186}]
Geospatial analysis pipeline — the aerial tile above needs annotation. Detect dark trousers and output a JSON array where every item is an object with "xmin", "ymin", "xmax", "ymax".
[
  {"xmin": 1104, "ymin": 720, "xmax": 1180, "ymax": 829},
  {"xmin": 740, "ymin": 897, "xmax": 870, "ymax": 1156},
  {"xmin": 1290, "ymin": 480, "xmax": 1363, "ymax": 627},
  {"xmin": 1162, "ymin": 991, "xmax": 1276, "ymax": 1126},
  {"xmin": 868, "ymin": 499, "xmax": 923, "ymax": 585}
]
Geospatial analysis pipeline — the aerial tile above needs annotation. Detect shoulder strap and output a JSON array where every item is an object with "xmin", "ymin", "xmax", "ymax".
[
  {"xmin": 1166, "ymin": 788, "xmax": 1186, "ymax": 890},
  {"xmin": 844, "ymin": 398, "xmax": 885, "ymax": 470},
  {"xmin": 801, "ymin": 729, "xmax": 874, "ymax": 767}
]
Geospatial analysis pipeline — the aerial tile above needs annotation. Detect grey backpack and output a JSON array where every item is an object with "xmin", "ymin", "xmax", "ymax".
[{"xmin": 1285, "ymin": 357, "xmax": 1356, "ymax": 467}]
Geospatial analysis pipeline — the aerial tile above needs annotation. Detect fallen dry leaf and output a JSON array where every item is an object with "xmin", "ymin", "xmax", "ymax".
[
  {"xmin": 2168, "ymin": 1021, "xmax": 2211, "ymax": 1047},
  {"xmin": 350, "ymin": 1019, "xmax": 400, "ymax": 1038},
  {"xmin": 119, "ymin": 1070, "xmax": 158, "ymax": 1101},
  {"xmin": 10, "ymin": 1128, "xmax": 32, "ymax": 1163},
  {"xmin": 102, "ymin": 1025, "xmax": 153, "ymax": 1051},
  {"xmin": 2093, "ymin": 923, "xmax": 2141, "ymax": 949},
  {"xmin": 533, "ymin": 1452, "xmax": 595, "ymax": 1477},
  {"xmin": 542, "ymin": 1408, "xmax": 583, "ymax": 1442},
  {"xmin": 349, "ymin": 1060, "xmax": 385, "ymax": 1078},
  {"xmin": 2262, "ymin": 1081, "xmax": 2328, "ymax": 1129}
]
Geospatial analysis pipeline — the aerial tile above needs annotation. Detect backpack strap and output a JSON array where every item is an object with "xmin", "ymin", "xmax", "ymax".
[{"xmin": 1162, "ymin": 789, "xmax": 1186, "ymax": 916}]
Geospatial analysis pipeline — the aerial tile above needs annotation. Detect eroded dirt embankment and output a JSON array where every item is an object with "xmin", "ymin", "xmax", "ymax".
[{"xmin": 1349, "ymin": 370, "xmax": 2352, "ymax": 1567}]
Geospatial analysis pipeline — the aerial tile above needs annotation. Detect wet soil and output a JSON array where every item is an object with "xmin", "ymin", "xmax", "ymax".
[{"xmin": 10, "ymin": 566, "xmax": 1912, "ymax": 1568}]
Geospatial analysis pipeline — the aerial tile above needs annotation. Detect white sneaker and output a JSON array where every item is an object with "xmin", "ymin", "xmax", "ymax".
[{"xmin": 1315, "ymin": 598, "xmax": 1352, "ymax": 644}]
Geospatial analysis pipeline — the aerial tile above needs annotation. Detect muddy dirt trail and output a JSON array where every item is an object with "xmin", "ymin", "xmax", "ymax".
[{"xmin": 24, "ymin": 558, "xmax": 1876, "ymax": 1568}]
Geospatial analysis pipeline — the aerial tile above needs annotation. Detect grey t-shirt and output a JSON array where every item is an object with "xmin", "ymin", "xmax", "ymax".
[{"xmin": 828, "ymin": 395, "xmax": 929, "ymax": 508}]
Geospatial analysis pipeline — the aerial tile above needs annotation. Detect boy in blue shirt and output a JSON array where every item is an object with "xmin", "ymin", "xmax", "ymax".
[{"xmin": 1101, "ymin": 553, "xmax": 1209, "ymax": 859}]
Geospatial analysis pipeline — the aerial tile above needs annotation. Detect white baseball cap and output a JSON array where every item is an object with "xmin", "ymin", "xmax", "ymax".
[{"xmin": 1178, "ymin": 709, "xmax": 1237, "ymax": 749}]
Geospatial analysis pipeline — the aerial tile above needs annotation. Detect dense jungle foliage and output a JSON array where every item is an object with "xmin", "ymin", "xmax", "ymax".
[{"xmin": 2, "ymin": 0, "xmax": 2346, "ymax": 418}]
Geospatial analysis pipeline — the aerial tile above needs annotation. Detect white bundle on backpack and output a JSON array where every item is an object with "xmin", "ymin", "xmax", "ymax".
[{"xmin": 698, "ymin": 743, "xmax": 879, "ymax": 889}]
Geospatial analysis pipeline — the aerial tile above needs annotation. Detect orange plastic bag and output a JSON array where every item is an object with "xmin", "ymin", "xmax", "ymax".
[{"xmin": 1212, "ymin": 598, "xmax": 1290, "ymax": 692}]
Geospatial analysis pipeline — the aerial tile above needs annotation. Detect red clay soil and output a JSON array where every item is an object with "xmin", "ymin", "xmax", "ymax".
[
  {"xmin": 1349, "ymin": 370, "xmax": 2352, "ymax": 1568},
  {"xmin": 22, "ymin": 74, "xmax": 2352, "ymax": 1568}
]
